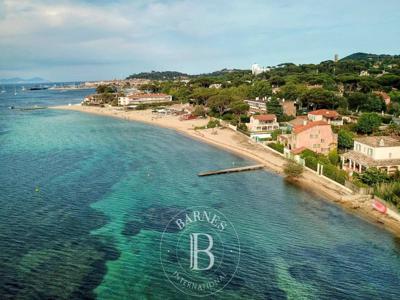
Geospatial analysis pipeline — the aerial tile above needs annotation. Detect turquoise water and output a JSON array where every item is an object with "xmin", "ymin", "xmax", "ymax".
[{"xmin": 1, "ymin": 88, "xmax": 400, "ymax": 299}]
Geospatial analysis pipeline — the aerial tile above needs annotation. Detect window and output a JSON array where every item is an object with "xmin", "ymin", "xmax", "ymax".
[
  {"xmin": 389, "ymin": 153, "xmax": 392, "ymax": 158},
  {"xmin": 367, "ymin": 148, "xmax": 373, "ymax": 156}
]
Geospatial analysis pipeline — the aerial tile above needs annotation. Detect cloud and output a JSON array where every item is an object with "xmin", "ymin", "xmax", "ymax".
[{"xmin": 0, "ymin": 0, "xmax": 399, "ymax": 80}]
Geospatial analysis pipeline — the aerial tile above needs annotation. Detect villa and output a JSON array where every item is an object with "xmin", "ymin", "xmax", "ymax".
[
  {"xmin": 341, "ymin": 136, "xmax": 400, "ymax": 174},
  {"xmin": 279, "ymin": 121, "xmax": 337, "ymax": 154},
  {"xmin": 308, "ymin": 109, "xmax": 343, "ymax": 126},
  {"xmin": 247, "ymin": 114, "xmax": 279, "ymax": 132},
  {"xmin": 118, "ymin": 93, "xmax": 172, "ymax": 106}
]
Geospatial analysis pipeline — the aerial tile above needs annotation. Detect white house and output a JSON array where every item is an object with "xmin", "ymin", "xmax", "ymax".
[
  {"xmin": 251, "ymin": 64, "xmax": 270, "ymax": 76},
  {"xmin": 244, "ymin": 99, "xmax": 267, "ymax": 112},
  {"xmin": 341, "ymin": 136, "xmax": 400, "ymax": 174},
  {"xmin": 247, "ymin": 114, "xmax": 279, "ymax": 133}
]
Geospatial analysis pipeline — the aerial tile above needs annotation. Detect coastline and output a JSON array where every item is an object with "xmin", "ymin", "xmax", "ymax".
[{"xmin": 51, "ymin": 104, "xmax": 400, "ymax": 237}]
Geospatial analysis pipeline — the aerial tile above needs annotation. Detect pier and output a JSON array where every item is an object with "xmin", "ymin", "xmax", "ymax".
[{"xmin": 198, "ymin": 164, "xmax": 264, "ymax": 177}]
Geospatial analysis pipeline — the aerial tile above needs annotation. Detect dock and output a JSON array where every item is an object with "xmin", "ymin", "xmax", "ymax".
[{"xmin": 198, "ymin": 164, "xmax": 264, "ymax": 177}]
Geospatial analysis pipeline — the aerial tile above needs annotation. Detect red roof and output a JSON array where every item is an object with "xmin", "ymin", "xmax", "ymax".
[
  {"xmin": 253, "ymin": 114, "xmax": 276, "ymax": 121},
  {"xmin": 291, "ymin": 147, "xmax": 307, "ymax": 155},
  {"xmin": 293, "ymin": 120, "xmax": 329, "ymax": 134},
  {"xmin": 308, "ymin": 109, "xmax": 339, "ymax": 118}
]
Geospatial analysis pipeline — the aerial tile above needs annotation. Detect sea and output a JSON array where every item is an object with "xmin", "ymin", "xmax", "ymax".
[{"xmin": 0, "ymin": 84, "xmax": 400, "ymax": 299}]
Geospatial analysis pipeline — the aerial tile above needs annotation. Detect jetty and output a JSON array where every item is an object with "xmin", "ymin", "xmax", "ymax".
[{"xmin": 198, "ymin": 164, "xmax": 264, "ymax": 177}]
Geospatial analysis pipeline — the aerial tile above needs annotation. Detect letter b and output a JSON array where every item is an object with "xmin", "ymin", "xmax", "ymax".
[{"xmin": 190, "ymin": 233, "xmax": 214, "ymax": 271}]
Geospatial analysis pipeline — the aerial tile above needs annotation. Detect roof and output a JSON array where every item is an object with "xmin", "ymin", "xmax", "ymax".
[
  {"xmin": 287, "ymin": 116, "xmax": 307, "ymax": 127},
  {"xmin": 341, "ymin": 150, "xmax": 400, "ymax": 167},
  {"xmin": 253, "ymin": 114, "xmax": 277, "ymax": 121},
  {"xmin": 293, "ymin": 120, "xmax": 330, "ymax": 134},
  {"xmin": 291, "ymin": 147, "xmax": 307, "ymax": 155},
  {"xmin": 355, "ymin": 136, "xmax": 400, "ymax": 148},
  {"xmin": 308, "ymin": 109, "xmax": 339, "ymax": 118}
]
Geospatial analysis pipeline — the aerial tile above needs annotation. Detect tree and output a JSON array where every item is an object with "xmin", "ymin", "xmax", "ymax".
[
  {"xmin": 191, "ymin": 88, "xmax": 218, "ymax": 105},
  {"xmin": 300, "ymin": 88, "xmax": 336, "ymax": 109},
  {"xmin": 283, "ymin": 160, "xmax": 304, "ymax": 179},
  {"xmin": 338, "ymin": 129, "xmax": 354, "ymax": 150},
  {"xmin": 356, "ymin": 113, "xmax": 381, "ymax": 134},
  {"xmin": 346, "ymin": 92, "xmax": 368, "ymax": 111},
  {"xmin": 193, "ymin": 105, "xmax": 206, "ymax": 117},
  {"xmin": 249, "ymin": 81, "xmax": 272, "ymax": 98},
  {"xmin": 96, "ymin": 85, "xmax": 116, "ymax": 94},
  {"xmin": 229, "ymin": 101, "xmax": 249, "ymax": 121},
  {"xmin": 207, "ymin": 94, "xmax": 232, "ymax": 116},
  {"xmin": 266, "ymin": 98, "xmax": 283, "ymax": 120}
]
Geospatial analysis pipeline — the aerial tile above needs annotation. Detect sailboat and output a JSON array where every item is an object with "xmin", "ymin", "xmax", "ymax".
[
  {"xmin": 21, "ymin": 86, "xmax": 26, "ymax": 91},
  {"xmin": 14, "ymin": 87, "xmax": 17, "ymax": 96},
  {"xmin": 1, "ymin": 86, "xmax": 5, "ymax": 93}
]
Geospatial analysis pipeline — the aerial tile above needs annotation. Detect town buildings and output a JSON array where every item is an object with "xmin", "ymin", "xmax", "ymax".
[
  {"xmin": 341, "ymin": 136, "xmax": 400, "ymax": 174},
  {"xmin": 279, "ymin": 121, "xmax": 337, "ymax": 154},
  {"xmin": 251, "ymin": 64, "xmax": 270, "ymax": 76},
  {"xmin": 308, "ymin": 109, "xmax": 343, "ymax": 126},
  {"xmin": 244, "ymin": 98, "xmax": 267, "ymax": 112},
  {"xmin": 118, "ymin": 93, "xmax": 172, "ymax": 106},
  {"xmin": 247, "ymin": 114, "xmax": 279, "ymax": 132}
]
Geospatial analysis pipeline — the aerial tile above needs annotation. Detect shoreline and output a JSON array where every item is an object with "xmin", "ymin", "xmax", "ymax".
[{"xmin": 51, "ymin": 104, "xmax": 400, "ymax": 237}]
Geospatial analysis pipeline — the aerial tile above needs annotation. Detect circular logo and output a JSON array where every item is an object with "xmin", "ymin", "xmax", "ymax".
[{"xmin": 160, "ymin": 206, "xmax": 240, "ymax": 297}]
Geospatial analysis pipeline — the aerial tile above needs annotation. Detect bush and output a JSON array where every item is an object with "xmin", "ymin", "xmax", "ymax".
[
  {"xmin": 284, "ymin": 160, "xmax": 304, "ymax": 178},
  {"xmin": 328, "ymin": 149, "xmax": 339, "ymax": 165},
  {"xmin": 207, "ymin": 119, "xmax": 220, "ymax": 128},
  {"xmin": 268, "ymin": 143, "xmax": 284, "ymax": 153},
  {"xmin": 271, "ymin": 129, "xmax": 282, "ymax": 141},
  {"xmin": 322, "ymin": 164, "xmax": 348, "ymax": 185},
  {"xmin": 375, "ymin": 182, "xmax": 400, "ymax": 209},
  {"xmin": 304, "ymin": 156, "xmax": 318, "ymax": 171}
]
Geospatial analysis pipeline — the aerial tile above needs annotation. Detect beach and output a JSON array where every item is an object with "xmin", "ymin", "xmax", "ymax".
[{"xmin": 53, "ymin": 104, "xmax": 400, "ymax": 236}]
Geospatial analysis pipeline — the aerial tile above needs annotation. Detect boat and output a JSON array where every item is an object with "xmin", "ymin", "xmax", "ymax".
[
  {"xmin": 372, "ymin": 199, "xmax": 387, "ymax": 214},
  {"xmin": 21, "ymin": 86, "xmax": 26, "ymax": 91},
  {"xmin": 14, "ymin": 87, "xmax": 17, "ymax": 96},
  {"xmin": 29, "ymin": 86, "xmax": 48, "ymax": 91},
  {"xmin": 1, "ymin": 86, "xmax": 5, "ymax": 93}
]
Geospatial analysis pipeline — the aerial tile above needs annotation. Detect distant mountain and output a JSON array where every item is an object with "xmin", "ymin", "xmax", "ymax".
[
  {"xmin": 126, "ymin": 71, "xmax": 188, "ymax": 80},
  {"xmin": 0, "ymin": 77, "xmax": 50, "ymax": 84},
  {"xmin": 341, "ymin": 52, "xmax": 400, "ymax": 61}
]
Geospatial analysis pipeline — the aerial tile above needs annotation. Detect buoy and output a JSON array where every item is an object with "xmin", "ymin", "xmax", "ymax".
[{"xmin": 35, "ymin": 186, "xmax": 40, "ymax": 192}]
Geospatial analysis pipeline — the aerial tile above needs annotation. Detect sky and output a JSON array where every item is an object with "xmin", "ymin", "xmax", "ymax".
[{"xmin": 0, "ymin": 0, "xmax": 399, "ymax": 82}]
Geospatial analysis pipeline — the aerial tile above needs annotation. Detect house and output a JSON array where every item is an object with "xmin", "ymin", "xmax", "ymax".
[
  {"xmin": 279, "ymin": 121, "xmax": 337, "ymax": 154},
  {"xmin": 244, "ymin": 99, "xmax": 267, "ymax": 112},
  {"xmin": 247, "ymin": 114, "xmax": 279, "ymax": 132},
  {"xmin": 308, "ymin": 109, "xmax": 343, "ymax": 126},
  {"xmin": 118, "ymin": 93, "xmax": 172, "ymax": 106},
  {"xmin": 341, "ymin": 136, "xmax": 400, "ymax": 174}
]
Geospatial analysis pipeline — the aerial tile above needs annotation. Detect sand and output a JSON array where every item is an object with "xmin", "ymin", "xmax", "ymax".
[{"xmin": 52, "ymin": 104, "xmax": 400, "ymax": 237}]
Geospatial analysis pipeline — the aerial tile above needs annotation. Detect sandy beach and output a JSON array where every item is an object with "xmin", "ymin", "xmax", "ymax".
[{"xmin": 52, "ymin": 104, "xmax": 400, "ymax": 237}]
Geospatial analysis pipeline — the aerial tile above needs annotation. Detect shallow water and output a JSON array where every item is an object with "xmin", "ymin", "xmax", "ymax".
[{"xmin": 1, "ymin": 87, "xmax": 400, "ymax": 299}]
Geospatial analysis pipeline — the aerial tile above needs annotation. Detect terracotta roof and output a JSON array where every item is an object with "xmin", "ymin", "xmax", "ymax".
[
  {"xmin": 291, "ymin": 147, "xmax": 307, "ymax": 155},
  {"xmin": 287, "ymin": 116, "xmax": 307, "ymax": 126},
  {"xmin": 308, "ymin": 109, "xmax": 339, "ymax": 118},
  {"xmin": 293, "ymin": 120, "xmax": 329, "ymax": 134},
  {"xmin": 355, "ymin": 136, "xmax": 400, "ymax": 148},
  {"xmin": 253, "ymin": 114, "xmax": 277, "ymax": 121}
]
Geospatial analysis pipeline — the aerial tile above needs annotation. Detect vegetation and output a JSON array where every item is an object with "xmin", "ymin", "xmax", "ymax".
[
  {"xmin": 267, "ymin": 142, "xmax": 284, "ymax": 153},
  {"xmin": 356, "ymin": 113, "xmax": 382, "ymax": 134},
  {"xmin": 338, "ymin": 129, "xmax": 355, "ymax": 150},
  {"xmin": 283, "ymin": 160, "xmax": 304, "ymax": 179}
]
